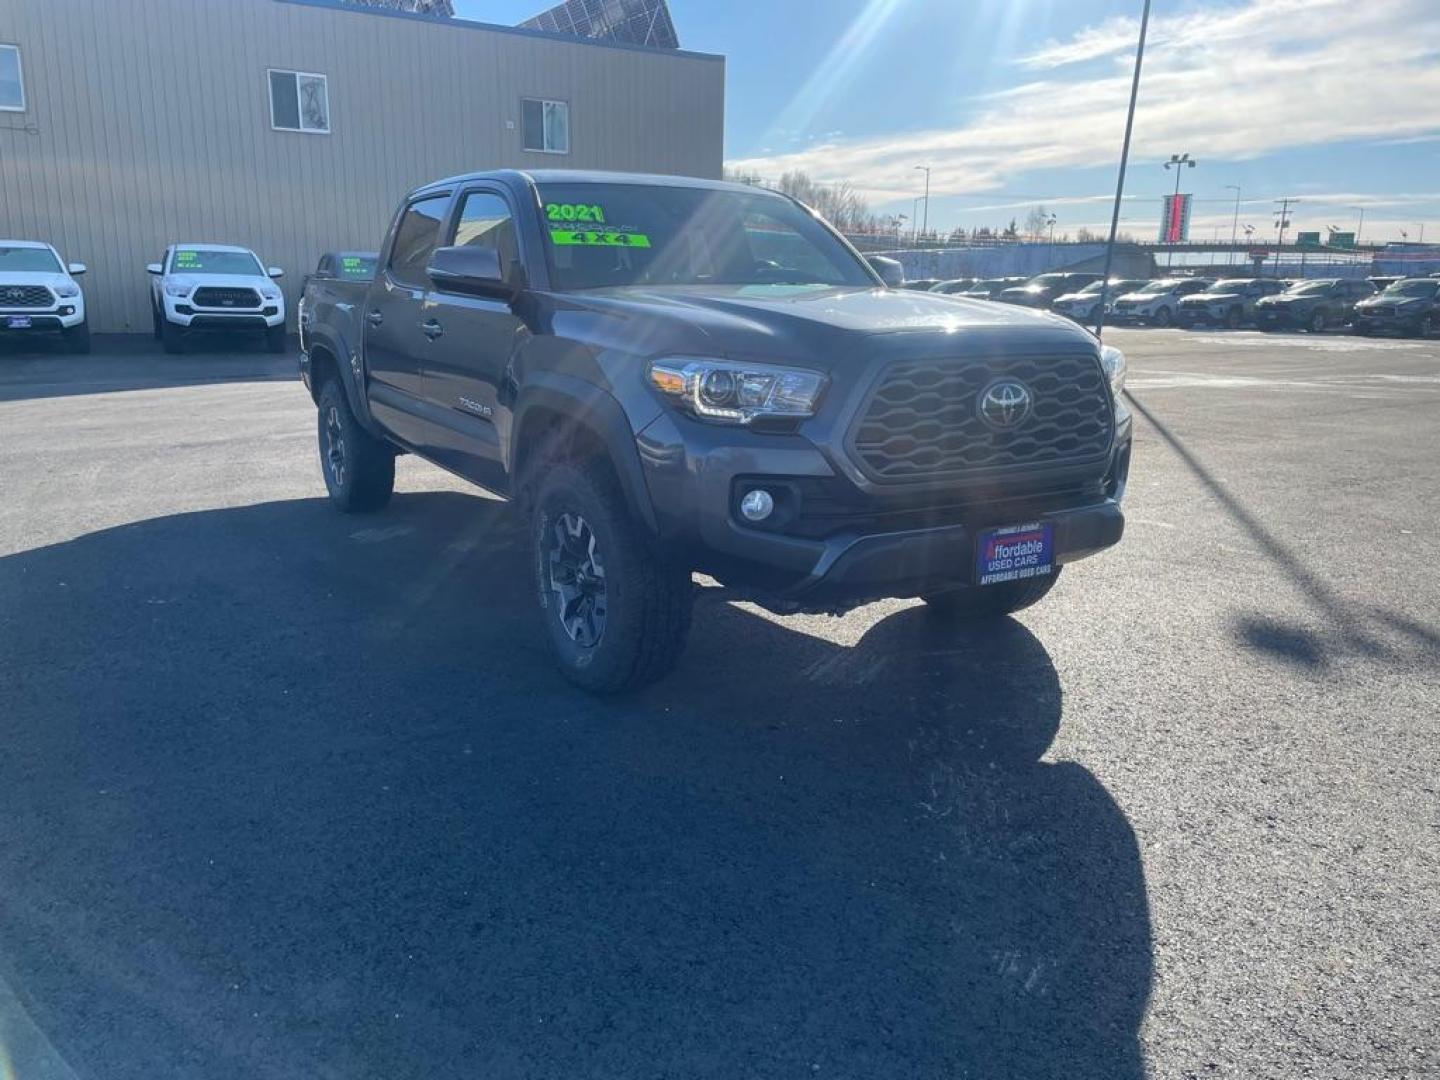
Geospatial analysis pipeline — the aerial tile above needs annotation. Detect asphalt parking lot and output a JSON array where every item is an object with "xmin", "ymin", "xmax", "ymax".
[{"xmin": 1, "ymin": 327, "xmax": 1437, "ymax": 1080}]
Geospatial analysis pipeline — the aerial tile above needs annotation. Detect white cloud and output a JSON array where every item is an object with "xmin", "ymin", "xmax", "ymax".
[{"xmin": 726, "ymin": 0, "xmax": 1440, "ymax": 210}]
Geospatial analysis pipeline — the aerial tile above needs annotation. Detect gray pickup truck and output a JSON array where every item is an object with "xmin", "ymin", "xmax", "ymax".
[{"xmin": 300, "ymin": 170, "xmax": 1131, "ymax": 692}]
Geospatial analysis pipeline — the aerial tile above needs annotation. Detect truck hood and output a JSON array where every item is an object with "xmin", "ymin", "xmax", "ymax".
[
  {"xmin": 166, "ymin": 273, "xmax": 275, "ymax": 291},
  {"xmin": 560, "ymin": 284, "xmax": 1092, "ymax": 359},
  {"xmin": 0, "ymin": 271, "xmax": 74, "ymax": 289}
]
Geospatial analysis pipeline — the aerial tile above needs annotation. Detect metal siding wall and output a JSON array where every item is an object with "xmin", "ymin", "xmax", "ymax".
[{"xmin": 0, "ymin": 0, "xmax": 724, "ymax": 332}]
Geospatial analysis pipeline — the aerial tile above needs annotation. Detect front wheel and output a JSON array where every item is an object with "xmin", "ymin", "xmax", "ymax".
[
  {"xmin": 64, "ymin": 320, "xmax": 91, "ymax": 354},
  {"xmin": 922, "ymin": 569, "xmax": 1062, "ymax": 620},
  {"xmin": 317, "ymin": 380, "xmax": 394, "ymax": 513},
  {"xmin": 1309, "ymin": 309, "xmax": 1327, "ymax": 333},
  {"xmin": 1226, "ymin": 306, "xmax": 1243, "ymax": 329},
  {"xmin": 161, "ymin": 318, "xmax": 185, "ymax": 354},
  {"xmin": 532, "ymin": 461, "xmax": 692, "ymax": 693},
  {"xmin": 1153, "ymin": 306, "xmax": 1173, "ymax": 328},
  {"xmin": 1416, "ymin": 314, "xmax": 1435, "ymax": 338}
]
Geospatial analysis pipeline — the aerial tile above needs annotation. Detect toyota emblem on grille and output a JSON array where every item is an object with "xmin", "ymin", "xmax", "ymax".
[
  {"xmin": 5, "ymin": 288, "xmax": 23, "ymax": 301},
  {"xmin": 977, "ymin": 380, "xmax": 1033, "ymax": 429}
]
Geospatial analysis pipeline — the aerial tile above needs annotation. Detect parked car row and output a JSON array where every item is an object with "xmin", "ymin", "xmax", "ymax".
[
  {"xmin": 0, "ymin": 237, "xmax": 288, "ymax": 355},
  {"xmin": 915, "ymin": 269, "xmax": 1438, "ymax": 337}
]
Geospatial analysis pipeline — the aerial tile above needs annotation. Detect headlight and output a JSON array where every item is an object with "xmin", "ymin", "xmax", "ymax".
[
  {"xmin": 648, "ymin": 358, "xmax": 827, "ymax": 425},
  {"xmin": 164, "ymin": 281, "xmax": 193, "ymax": 298},
  {"xmin": 260, "ymin": 285, "xmax": 282, "ymax": 301},
  {"xmin": 1100, "ymin": 344, "xmax": 1126, "ymax": 397},
  {"xmin": 54, "ymin": 282, "xmax": 81, "ymax": 298}
]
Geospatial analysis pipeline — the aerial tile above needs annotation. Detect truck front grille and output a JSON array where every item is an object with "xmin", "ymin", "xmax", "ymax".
[
  {"xmin": 0, "ymin": 285, "xmax": 55, "ymax": 309},
  {"xmin": 193, "ymin": 287, "xmax": 261, "ymax": 309},
  {"xmin": 850, "ymin": 354, "xmax": 1113, "ymax": 481}
]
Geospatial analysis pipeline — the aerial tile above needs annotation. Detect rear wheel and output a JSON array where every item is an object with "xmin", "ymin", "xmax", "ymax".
[
  {"xmin": 160, "ymin": 318, "xmax": 185, "ymax": 354},
  {"xmin": 64, "ymin": 320, "xmax": 91, "ymax": 354},
  {"xmin": 317, "ymin": 379, "xmax": 394, "ymax": 513},
  {"xmin": 922, "ymin": 569, "xmax": 1061, "ymax": 620},
  {"xmin": 531, "ymin": 461, "xmax": 692, "ymax": 693}
]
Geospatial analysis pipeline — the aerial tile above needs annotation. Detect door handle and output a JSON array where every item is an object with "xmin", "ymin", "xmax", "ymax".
[
  {"xmin": 365, "ymin": 310, "xmax": 384, "ymax": 327},
  {"xmin": 421, "ymin": 319, "xmax": 444, "ymax": 341}
]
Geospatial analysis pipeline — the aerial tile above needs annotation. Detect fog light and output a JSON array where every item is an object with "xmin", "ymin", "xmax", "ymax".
[{"xmin": 739, "ymin": 489, "xmax": 774, "ymax": 522}]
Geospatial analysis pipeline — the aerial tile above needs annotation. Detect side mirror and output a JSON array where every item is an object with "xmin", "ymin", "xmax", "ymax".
[
  {"xmin": 426, "ymin": 245, "xmax": 517, "ymax": 299},
  {"xmin": 67, "ymin": 262, "xmax": 87, "ymax": 276},
  {"xmin": 146, "ymin": 263, "xmax": 163, "ymax": 275},
  {"xmin": 267, "ymin": 267, "xmax": 285, "ymax": 279},
  {"xmin": 866, "ymin": 255, "xmax": 905, "ymax": 288}
]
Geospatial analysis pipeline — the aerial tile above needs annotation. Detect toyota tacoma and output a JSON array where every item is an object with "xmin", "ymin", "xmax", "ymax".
[
  {"xmin": 0, "ymin": 240, "xmax": 90, "ymax": 352},
  {"xmin": 147, "ymin": 244, "xmax": 288, "ymax": 353},
  {"xmin": 301, "ymin": 171, "xmax": 1131, "ymax": 692}
]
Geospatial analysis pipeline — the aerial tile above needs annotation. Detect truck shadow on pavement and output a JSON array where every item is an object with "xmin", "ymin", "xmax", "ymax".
[{"xmin": 0, "ymin": 491, "xmax": 1151, "ymax": 1080}]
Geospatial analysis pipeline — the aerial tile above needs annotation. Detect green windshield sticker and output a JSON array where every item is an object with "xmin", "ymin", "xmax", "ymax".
[
  {"xmin": 545, "ymin": 203, "xmax": 606, "ymax": 224},
  {"xmin": 549, "ymin": 229, "xmax": 652, "ymax": 248},
  {"xmin": 174, "ymin": 250, "xmax": 201, "ymax": 267},
  {"xmin": 341, "ymin": 257, "xmax": 365, "ymax": 272}
]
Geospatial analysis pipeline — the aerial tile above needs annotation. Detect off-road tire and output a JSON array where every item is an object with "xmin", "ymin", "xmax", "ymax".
[
  {"xmin": 531, "ymin": 461, "xmax": 692, "ymax": 694},
  {"xmin": 265, "ymin": 325, "xmax": 288, "ymax": 354},
  {"xmin": 317, "ymin": 379, "xmax": 394, "ymax": 513},
  {"xmin": 922, "ymin": 568, "xmax": 1062, "ymax": 620},
  {"xmin": 65, "ymin": 320, "xmax": 91, "ymax": 354},
  {"xmin": 161, "ymin": 318, "xmax": 185, "ymax": 354}
]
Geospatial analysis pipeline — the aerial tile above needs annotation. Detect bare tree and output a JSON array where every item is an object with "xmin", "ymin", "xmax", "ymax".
[
  {"xmin": 721, "ymin": 168, "xmax": 878, "ymax": 232},
  {"xmin": 1024, "ymin": 205, "xmax": 1053, "ymax": 240}
]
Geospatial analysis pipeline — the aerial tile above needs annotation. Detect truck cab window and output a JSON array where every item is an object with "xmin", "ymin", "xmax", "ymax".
[
  {"xmin": 452, "ymin": 192, "xmax": 518, "ymax": 277},
  {"xmin": 388, "ymin": 195, "xmax": 449, "ymax": 288}
]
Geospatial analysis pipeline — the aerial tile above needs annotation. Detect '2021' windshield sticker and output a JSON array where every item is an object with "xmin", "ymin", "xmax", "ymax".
[
  {"xmin": 174, "ymin": 250, "xmax": 202, "ymax": 268},
  {"xmin": 545, "ymin": 203, "xmax": 606, "ymax": 224},
  {"xmin": 549, "ymin": 229, "xmax": 652, "ymax": 248}
]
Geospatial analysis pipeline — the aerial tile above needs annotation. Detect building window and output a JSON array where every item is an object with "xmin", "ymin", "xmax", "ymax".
[
  {"xmin": 269, "ymin": 69, "xmax": 329, "ymax": 133},
  {"xmin": 521, "ymin": 98, "xmax": 569, "ymax": 154},
  {"xmin": 0, "ymin": 45, "xmax": 24, "ymax": 112}
]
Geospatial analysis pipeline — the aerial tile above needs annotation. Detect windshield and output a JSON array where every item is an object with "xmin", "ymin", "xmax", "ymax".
[
  {"xmin": 1285, "ymin": 281, "xmax": 1335, "ymax": 296},
  {"xmin": 170, "ymin": 248, "xmax": 264, "ymax": 276},
  {"xmin": 1202, "ymin": 279, "xmax": 1252, "ymax": 293},
  {"xmin": 0, "ymin": 246, "xmax": 62, "ymax": 273},
  {"xmin": 536, "ymin": 183, "xmax": 873, "ymax": 290},
  {"xmin": 1026, "ymin": 274, "xmax": 1067, "ymax": 287},
  {"xmin": 1144, "ymin": 279, "xmax": 1187, "ymax": 292},
  {"xmin": 1382, "ymin": 279, "xmax": 1439, "ymax": 297}
]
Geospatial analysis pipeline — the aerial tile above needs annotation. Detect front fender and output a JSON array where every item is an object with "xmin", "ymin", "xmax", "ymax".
[
  {"xmin": 511, "ymin": 371, "xmax": 659, "ymax": 535},
  {"xmin": 303, "ymin": 318, "xmax": 383, "ymax": 437}
]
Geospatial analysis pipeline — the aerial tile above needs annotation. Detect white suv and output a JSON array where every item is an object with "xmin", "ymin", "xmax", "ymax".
[
  {"xmin": 147, "ymin": 244, "xmax": 286, "ymax": 353},
  {"xmin": 0, "ymin": 240, "xmax": 90, "ymax": 353}
]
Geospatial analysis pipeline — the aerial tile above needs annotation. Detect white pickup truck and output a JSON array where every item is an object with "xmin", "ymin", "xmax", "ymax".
[
  {"xmin": 0, "ymin": 240, "xmax": 90, "ymax": 353},
  {"xmin": 146, "ymin": 244, "xmax": 287, "ymax": 353}
]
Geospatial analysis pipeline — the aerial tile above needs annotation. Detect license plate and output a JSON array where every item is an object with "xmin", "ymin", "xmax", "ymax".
[
  {"xmin": 6, "ymin": 316, "xmax": 32, "ymax": 329},
  {"xmin": 976, "ymin": 522, "xmax": 1054, "ymax": 585}
]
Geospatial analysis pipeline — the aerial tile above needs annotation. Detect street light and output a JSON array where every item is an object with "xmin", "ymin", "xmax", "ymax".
[
  {"xmin": 1092, "ymin": 0, "xmax": 1154, "ymax": 340},
  {"xmin": 1045, "ymin": 213, "xmax": 1058, "ymax": 269},
  {"xmin": 1162, "ymin": 152, "xmax": 1197, "ymax": 269},
  {"xmin": 1224, "ymin": 184, "xmax": 1242, "ymax": 266},
  {"xmin": 913, "ymin": 164, "xmax": 931, "ymax": 241}
]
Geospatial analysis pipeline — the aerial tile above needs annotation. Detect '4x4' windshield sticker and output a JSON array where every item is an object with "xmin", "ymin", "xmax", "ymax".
[{"xmin": 549, "ymin": 229, "xmax": 652, "ymax": 248}]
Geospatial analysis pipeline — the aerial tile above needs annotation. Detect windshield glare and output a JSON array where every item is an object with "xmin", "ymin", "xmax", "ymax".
[
  {"xmin": 1286, "ymin": 281, "xmax": 1334, "ymax": 295},
  {"xmin": 0, "ymin": 246, "xmax": 62, "ymax": 273},
  {"xmin": 536, "ymin": 184, "xmax": 873, "ymax": 290},
  {"xmin": 171, "ymin": 249, "xmax": 264, "ymax": 276},
  {"xmin": 1203, "ymin": 279, "xmax": 1252, "ymax": 293},
  {"xmin": 1146, "ymin": 279, "xmax": 1187, "ymax": 292}
]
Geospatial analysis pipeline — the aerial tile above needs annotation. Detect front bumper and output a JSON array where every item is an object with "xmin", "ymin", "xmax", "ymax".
[
  {"xmin": 1254, "ymin": 305, "xmax": 1306, "ymax": 328},
  {"xmin": 638, "ymin": 409, "xmax": 1132, "ymax": 612},
  {"xmin": 164, "ymin": 296, "xmax": 284, "ymax": 330},
  {"xmin": 1352, "ymin": 310, "xmax": 1427, "ymax": 334},
  {"xmin": 0, "ymin": 305, "xmax": 84, "ymax": 332}
]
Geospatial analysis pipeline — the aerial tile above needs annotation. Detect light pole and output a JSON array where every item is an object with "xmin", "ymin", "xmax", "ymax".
[
  {"xmin": 1224, "ymin": 184, "xmax": 1241, "ymax": 266},
  {"xmin": 1273, "ymin": 197, "xmax": 1297, "ymax": 275},
  {"xmin": 1354, "ymin": 206, "xmax": 1365, "ymax": 246},
  {"xmin": 1093, "ymin": 0, "xmax": 1153, "ymax": 340},
  {"xmin": 1163, "ymin": 152, "xmax": 1197, "ymax": 269},
  {"xmin": 913, "ymin": 164, "xmax": 931, "ymax": 242},
  {"xmin": 1045, "ymin": 213, "xmax": 1058, "ymax": 269}
]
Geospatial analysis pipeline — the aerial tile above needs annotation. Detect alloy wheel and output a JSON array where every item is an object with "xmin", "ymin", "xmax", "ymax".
[
  {"xmin": 547, "ymin": 512, "xmax": 608, "ymax": 647},
  {"xmin": 324, "ymin": 404, "xmax": 347, "ymax": 488}
]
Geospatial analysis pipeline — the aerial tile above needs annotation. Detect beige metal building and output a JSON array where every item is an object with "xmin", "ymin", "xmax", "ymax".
[{"xmin": 0, "ymin": 0, "xmax": 725, "ymax": 332}]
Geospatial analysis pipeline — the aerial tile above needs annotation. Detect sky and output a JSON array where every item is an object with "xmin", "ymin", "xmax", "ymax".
[{"xmin": 453, "ymin": 0, "xmax": 1440, "ymax": 244}]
